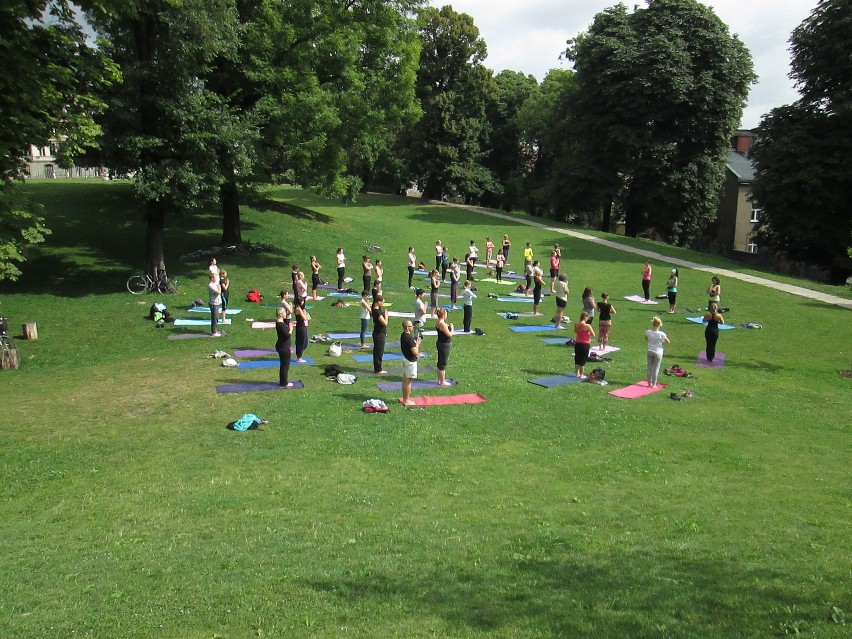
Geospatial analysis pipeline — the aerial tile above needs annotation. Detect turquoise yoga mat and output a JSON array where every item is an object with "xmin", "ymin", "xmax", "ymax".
[
  {"xmin": 173, "ymin": 318, "xmax": 232, "ymax": 326},
  {"xmin": 686, "ymin": 316, "xmax": 736, "ymax": 329},
  {"xmin": 496, "ymin": 297, "xmax": 534, "ymax": 303},
  {"xmin": 188, "ymin": 307, "xmax": 242, "ymax": 314},
  {"xmin": 351, "ymin": 353, "xmax": 430, "ymax": 363},
  {"xmin": 237, "ymin": 357, "xmax": 314, "ymax": 369},
  {"xmin": 509, "ymin": 324, "xmax": 560, "ymax": 333}
]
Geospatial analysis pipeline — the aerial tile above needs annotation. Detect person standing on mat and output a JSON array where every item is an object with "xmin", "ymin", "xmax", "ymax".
[
  {"xmin": 429, "ymin": 269, "xmax": 441, "ymax": 318},
  {"xmin": 596, "ymin": 292, "xmax": 616, "ymax": 350},
  {"xmin": 531, "ymin": 260, "xmax": 545, "ymax": 315},
  {"xmin": 573, "ymin": 312, "xmax": 595, "ymax": 379},
  {"xmin": 275, "ymin": 307, "xmax": 294, "ymax": 388},
  {"xmin": 554, "ymin": 274, "xmax": 569, "ymax": 328},
  {"xmin": 485, "ymin": 236, "xmax": 494, "ymax": 269},
  {"xmin": 582, "ymin": 287, "xmax": 596, "ymax": 320},
  {"xmin": 336, "ymin": 248, "xmax": 346, "ymax": 290},
  {"xmin": 400, "ymin": 320, "xmax": 422, "ymax": 406},
  {"xmin": 465, "ymin": 252, "xmax": 475, "ymax": 283},
  {"xmin": 208, "ymin": 257, "xmax": 220, "ymax": 283},
  {"xmin": 703, "ymin": 303, "xmax": 724, "ymax": 362},
  {"xmin": 707, "ymin": 276, "xmax": 721, "ymax": 311},
  {"xmin": 462, "ymin": 279, "xmax": 477, "ymax": 332},
  {"xmin": 310, "ymin": 255, "xmax": 322, "ymax": 300},
  {"xmin": 374, "ymin": 259, "xmax": 384, "ymax": 292},
  {"xmin": 523, "ymin": 242, "xmax": 533, "ymax": 264},
  {"xmin": 441, "ymin": 245, "xmax": 450, "ymax": 282},
  {"xmin": 495, "ymin": 250, "xmax": 505, "ymax": 282},
  {"xmin": 208, "ymin": 272, "xmax": 222, "ymax": 337},
  {"xmin": 645, "ymin": 316, "xmax": 671, "ymax": 387},
  {"xmin": 502, "ymin": 235, "xmax": 512, "ymax": 264},
  {"xmin": 359, "ymin": 290, "xmax": 371, "ymax": 349},
  {"xmin": 294, "ymin": 298, "xmax": 310, "ymax": 363},
  {"xmin": 361, "ymin": 255, "xmax": 373, "ymax": 294},
  {"xmin": 468, "ymin": 240, "xmax": 479, "ymax": 265},
  {"xmin": 642, "ymin": 260, "xmax": 653, "ymax": 301},
  {"xmin": 524, "ymin": 259, "xmax": 533, "ymax": 295},
  {"xmin": 372, "ymin": 295, "xmax": 389, "ymax": 374},
  {"xmin": 666, "ymin": 268, "xmax": 679, "ymax": 313},
  {"xmin": 435, "ymin": 307, "xmax": 454, "ymax": 385},
  {"xmin": 413, "ymin": 288, "xmax": 427, "ymax": 335},
  {"xmin": 407, "ymin": 247, "xmax": 417, "ymax": 288},
  {"xmin": 219, "ymin": 268, "xmax": 230, "ymax": 324},
  {"xmin": 449, "ymin": 257, "xmax": 460, "ymax": 309},
  {"xmin": 434, "ymin": 240, "xmax": 444, "ymax": 272},
  {"xmin": 549, "ymin": 249, "xmax": 560, "ymax": 292},
  {"xmin": 294, "ymin": 270, "xmax": 308, "ymax": 304}
]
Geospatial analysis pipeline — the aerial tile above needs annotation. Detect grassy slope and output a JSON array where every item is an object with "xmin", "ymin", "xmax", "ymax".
[{"xmin": 0, "ymin": 181, "xmax": 849, "ymax": 639}]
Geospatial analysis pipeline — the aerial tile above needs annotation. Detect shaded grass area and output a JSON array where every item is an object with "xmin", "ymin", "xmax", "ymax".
[{"xmin": 0, "ymin": 181, "xmax": 849, "ymax": 638}]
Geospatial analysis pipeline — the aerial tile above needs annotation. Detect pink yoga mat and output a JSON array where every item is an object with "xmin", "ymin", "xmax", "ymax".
[
  {"xmin": 696, "ymin": 351, "xmax": 726, "ymax": 368},
  {"xmin": 399, "ymin": 393, "xmax": 486, "ymax": 406},
  {"xmin": 608, "ymin": 381, "xmax": 667, "ymax": 399}
]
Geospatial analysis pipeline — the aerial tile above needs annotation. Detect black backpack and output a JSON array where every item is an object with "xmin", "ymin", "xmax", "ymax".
[{"xmin": 324, "ymin": 364, "xmax": 344, "ymax": 378}]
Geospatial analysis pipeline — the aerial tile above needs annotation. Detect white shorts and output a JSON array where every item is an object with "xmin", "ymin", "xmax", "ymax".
[{"xmin": 402, "ymin": 358, "xmax": 418, "ymax": 379}]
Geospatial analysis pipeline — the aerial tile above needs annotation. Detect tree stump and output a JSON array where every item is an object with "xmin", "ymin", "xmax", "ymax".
[
  {"xmin": 0, "ymin": 345, "xmax": 18, "ymax": 370},
  {"xmin": 22, "ymin": 322, "xmax": 38, "ymax": 340}
]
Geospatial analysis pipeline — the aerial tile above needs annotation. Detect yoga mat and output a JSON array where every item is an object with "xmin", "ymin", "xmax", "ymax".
[
  {"xmin": 251, "ymin": 321, "xmax": 277, "ymax": 329},
  {"xmin": 237, "ymin": 357, "xmax": 314, "ymax": 369},
  {"xmin": 338, "ymin": 341, "xmax": 400, "ymax": 352},
  {"xmin": 376, "ymin": 379, "xmax": 458, "ymax": 391},
  {"xmin": 168, "ymin": 331, "xmax": 226, "ymax": 340},
  {"xmin": 328, "ymin": 332, "xmax": 361, "ymax": 339},
  {"xmin": 174, "ymin": 318, "xmax": 232, "ymax": 326},
  {"xmin": 696, "ymin": 351, "xmax": 726, "ymax": 368},
  {"xmin": 479, "ymin": 278, "xmax": 513, "ymax": 285},
  {"xmin": 328, "ymin": 291, "xmax": 362, "ymax": 298},
  {"xmin": 497, "ymin": 297, "xmax": 534, "ymax": 303},
  {"xmin": 495, "ymin": 311, "xmax": 547, "ymax": 317},
  {"xmin": 509, "ymin": 291, "xmax": 549, "ymax": 297},
  {"xmin": 541, "ymin": 337, "xmax": 573, "ymax": 345},
  {"xmin": 509, "ymin": 324, "xmax": 561, "ymax": 333},
  {"xmin": 418, "ymin": 329, "xmax": 476, "ymax": 337},
  {"xmin": 386, "ymin": 311, "xmax": 415, "ymax": 318},
  {"xmin": 529, "ymin": 374, "xmax": 584, "ymax": 388},
  {"xmin": 623, "ymin": 295, "xmax": 658, "ymax": 304},
  {"xmin": 216, "ymin": 380, "xmax": 304, "ymax": 393},
  {"xmin": 234, "ymin": 349, "xmax": 276, "ymax": 357},
  {"xmin": 608, "ymin": 381, "xmax": 667, "ymax": 399},
  {"xmin": 686, "ymin": 317, "xmax": 736, "ymax": 329},
  {"xmin": 399, "ymin": 393, "xmax": 486, "ymax": 406},
  {"xmin": 356, "ymin": 364, "xmax": 437, "ymax": 376},
  {"xmin": 428, "ymin": 305, "xmax": 453, "ymax": 311},
  {"xmin": 352, "ymin": 353, "xmax": 430, "ymax": 363},
  {"xmin": 591, "ymin": 345, "xmax": 621, "ymax": 354},
  {"xmin": 188, "ymin": 307, "xmax": 243, "ymax": 314},
  {"xmin": 502, "ymin": 272, "xmax": 526, "ymax": 280}
]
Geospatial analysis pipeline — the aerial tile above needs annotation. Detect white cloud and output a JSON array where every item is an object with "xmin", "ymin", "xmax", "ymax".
[{"xmin": 430, "ymin": 0, "xmax": 819, "ymax": 128}]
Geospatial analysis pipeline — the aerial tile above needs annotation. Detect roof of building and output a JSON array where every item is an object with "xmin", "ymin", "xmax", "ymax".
[{"xmin": 726, "ymin": 149, "xmax": 755, "ymax": 182}]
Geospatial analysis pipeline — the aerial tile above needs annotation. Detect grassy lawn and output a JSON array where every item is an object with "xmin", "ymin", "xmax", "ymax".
[{"xmin": 0, "ymin": 180, "xmax": 849, "ymax": 639}]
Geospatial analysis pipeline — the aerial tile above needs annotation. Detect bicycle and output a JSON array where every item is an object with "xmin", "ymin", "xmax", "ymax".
[
  {"xmin": 364, "ymin": 240, "xmax": 383, "ymax": 253},
  {"xmin": 126, "ymin": 270, "xmax": 178, "ymax": 294}
]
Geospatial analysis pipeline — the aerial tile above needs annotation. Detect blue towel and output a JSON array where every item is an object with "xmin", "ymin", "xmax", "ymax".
[{"xmin": 232, "ymin": 413, "xmax": 262, "ymax": 431}]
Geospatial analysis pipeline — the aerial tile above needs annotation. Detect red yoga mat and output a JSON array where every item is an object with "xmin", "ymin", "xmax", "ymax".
[
  {"xmin": 608, "ymin": 381, "xmax": 667, "ymax": 399},
  {"xmin": 398, "ymin": 393, "xmax": 486, "ymax": 406}
]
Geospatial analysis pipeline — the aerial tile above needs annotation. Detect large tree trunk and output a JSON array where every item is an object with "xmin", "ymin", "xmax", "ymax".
[
  {"xmin": 220, "ymin": 171, "xmax": 241, "ymax": 247},
  {"xmin": 600, "ymin": 200, "xmax": 612, "ymax": 233},
  {"xmin": 145, "ymin": 199, "xmax": 166, "ymax": 277}
]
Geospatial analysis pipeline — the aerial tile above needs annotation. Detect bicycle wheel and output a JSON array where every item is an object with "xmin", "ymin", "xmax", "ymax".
[
  {"xmin": 164, "ymin": 278, "xmax": 177, "ymax": 294},
  {"xmin": 127, "ymin": 275, "xmax": 147, "ymax": 294}
]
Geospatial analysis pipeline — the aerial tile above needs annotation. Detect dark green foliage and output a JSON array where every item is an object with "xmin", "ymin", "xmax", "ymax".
[
  {"xmin": 751, "ymin": 0, "xmax": 852, "ymax": 283},
  {"xmin": 564, "ymin": 0, "xmax": 754, "ymax": 243}
]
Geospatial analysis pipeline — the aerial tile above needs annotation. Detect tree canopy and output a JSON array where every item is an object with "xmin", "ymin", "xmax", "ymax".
[
  {"xmin": 565, "ymin": 0, "xmax": 754, "ymax": 243},
  {"xmin": 751, "ymin": 0, "xmax": 852, "ymax": 283}
]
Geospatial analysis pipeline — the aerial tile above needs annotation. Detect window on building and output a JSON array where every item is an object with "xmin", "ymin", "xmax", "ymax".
[{"xmin": 750, "ymin": 206, "xmax": 762, "ymax": 223}]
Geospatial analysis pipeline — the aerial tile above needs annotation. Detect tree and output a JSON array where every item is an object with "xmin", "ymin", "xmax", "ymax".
[
  {"xmin": 0, "ymin": 0, "xmax": 116, "ymax": 281},
  {"xmin": 565, "ymin": 0, "xmax": 754, "ymax": 243},
  {"xmin": 87, "ymin": 0, "xmax": 242, "ymax": 276},
  {"xmin": 481, "ymin": 70, "xmax": 538, "ymax": 212},
  {"xmin": 406, "ymin": 5, "xmax": 496, "ymax": 201},
  {"xmin": 751, "ymin": 0, "xmax": 852, "ymax": 283}
]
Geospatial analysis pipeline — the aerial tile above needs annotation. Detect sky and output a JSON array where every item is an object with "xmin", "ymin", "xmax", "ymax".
[{"xmin": 429, "ymin": 0, "xmax": 819, "ymax": 129}]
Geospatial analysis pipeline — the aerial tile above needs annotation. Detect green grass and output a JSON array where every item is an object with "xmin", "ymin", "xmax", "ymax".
[{"xmin": 0, "ymin": 180, "xmax": 849, "ymax": 638}]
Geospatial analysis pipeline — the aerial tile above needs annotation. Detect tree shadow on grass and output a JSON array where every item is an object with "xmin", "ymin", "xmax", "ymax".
[
  {"xmin": 249, "ymin": 197, "xmax": 334, "ymax": 224},
  {"xmin": 300, "ymin": 543, "xmax": 801, "ymax": 637}
]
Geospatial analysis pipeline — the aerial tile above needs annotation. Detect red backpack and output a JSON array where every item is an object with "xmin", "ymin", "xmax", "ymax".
[{"xmin": 246, "ymin": 289, "xmax": 263, "ymax": 303}]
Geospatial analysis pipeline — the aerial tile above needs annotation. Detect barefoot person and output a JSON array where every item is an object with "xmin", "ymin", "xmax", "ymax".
[
  {"xmin": 435, "ymin": 307, "xmax": 454, "ymax": 386},
  {"xmin": 573, "ymin": 312, "xmax": 595, "ymax": 379},
  {"xmin": 335, "ymin": 248, "xmax": 346, "ymax": 290},
  {"xmin": 703, "ymin": 303, "xmax": 724, "ymax": 362},
  {"xmin": 293, "ymin": 298, "xmax": 310, "ymax": 363},
  {"xmin": 462, "ymin": 279, "xmax": 477, "ymax": 332},
  {"xmin": 642, "ymin": 260, "xmax": 653, "ymax": 301},
  {"xmin": 275, "ymin": 307, "xmax": 294, "ymax": 388},
  {"xmin": 707, "ymin": 276, "xmax": 721, "ymax": 311},
  {"xmin": 666, "ymin": 269, "xmax": 679, "ymax": 314},
  {"xmin": 553, "ymin": 274, "xmax": 569, "ymax": 328},
  {"xmin": 359, "ymin": 290, "xmax": 371, "ymax": 349},
  {"xmin": 310, "ymin": 255, "xmax": 322, "ymax": 300},
  {"xmin": 531, "ymin": 260, "xmax": 545, "ymax": 315},
  {"xmin": 400, "ymin": 320, "xmax": 422, "ymax": 406},
  {"xmin": 407, "ymin": 247, "xmax": 417, "ymax": 289},
  {"xmin": 596, "ymin": 291, "xmax": 616, "ymax": 349},
  {"xmin": 208, "ymin": 272, "xmax": 222, "ymax": 337},
  {"xmin": 219, "ymin": 268, "xmax": 230, "ymax": 324},
  {"xmin": 645, "ymin": 316, "xmax": 671, "ymax": 387},
  {"xmin": 372, "ymin": 295, "xmax": 389, "ymax": 374}
]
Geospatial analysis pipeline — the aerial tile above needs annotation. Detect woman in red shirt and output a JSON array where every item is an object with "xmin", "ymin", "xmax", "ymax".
[{"xmin": 573, "ymin": 311, "xmax": 595, "ymax": 379}]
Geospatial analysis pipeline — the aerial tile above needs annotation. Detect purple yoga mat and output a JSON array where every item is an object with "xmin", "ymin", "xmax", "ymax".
[
  {"xmin": 376, "ymin": 379, "xmax": 458, "ymax": 391},
  {"xmin": 216, "ymin": 380, "xmax": 304, "ymax": 393},
  {"xmin": 696, "ymin": 351, "xmax": 726, "ymax": 368},
  {"xmin": 234, "ymin": 349, "xmax": 276, "ymax": 357}
]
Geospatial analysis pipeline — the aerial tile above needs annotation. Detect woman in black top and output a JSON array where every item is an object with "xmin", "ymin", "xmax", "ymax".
[
  {"xmin": 435, "ymin": 307, "xmax": 454, "ymax": 386},
  {"xmin": 371, "ymin": 295, "xmax": 389, "ymax": 374},
  {"xmin": 294, "ymin": 299, "xmax": 310, "ymax": 362},
  {"xmin": 275, "ymin": 307, "xmax": 294, "ymax": 387},
  {"xmin": 703, "ymin": 303, "xmax": 724, "ymax": 362}
]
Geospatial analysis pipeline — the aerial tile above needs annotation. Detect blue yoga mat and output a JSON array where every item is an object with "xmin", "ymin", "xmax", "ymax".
[
  {"xmin": 351, "ymin": 353, "xmax": 430, "ymax": 363},
  {"xmin": 497, "ymin": 297, "xmax": 534, "ymax": 303},
  {"xmin": 529, "ymin": 374, "xmax": 584, "ymax": 388},
  {"xmin": 188, "ymin": 307, "xmax": 242, "ymax": 314},
  {"xmin": 327, "ymin": 332, "xmax": 362, "ymax": 339},
  {"xmin": 216, "ymin": 380, "xmax": 304, "ymax": 393},
  {"xmin": 167, "ymin": 331, "xmax": 227, "ymax": 340},
  {"xmin": 237, "ymin": 357, "xmax": 314, "ymax": 369},
  {"xmin": 174, "ymin": 318, "xmax": 232, "ymax": 326},
  {"xmin": 376, "ymin": 379, "xmax": 457, "ymax": 391},
  {"xmin": 541, "ymin": 336, "xmax": 573, "ymax": 344},
  {"xmin": 686, "ymin": 317, "xmax": 736, "ymax": 329},
  {"xmin": 510, "ymin": 325, "xmax": 560, "ymax": 333},
  {"xmin": 328, "ymin": 291, "xmax": 362, "ymax": 298}
]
